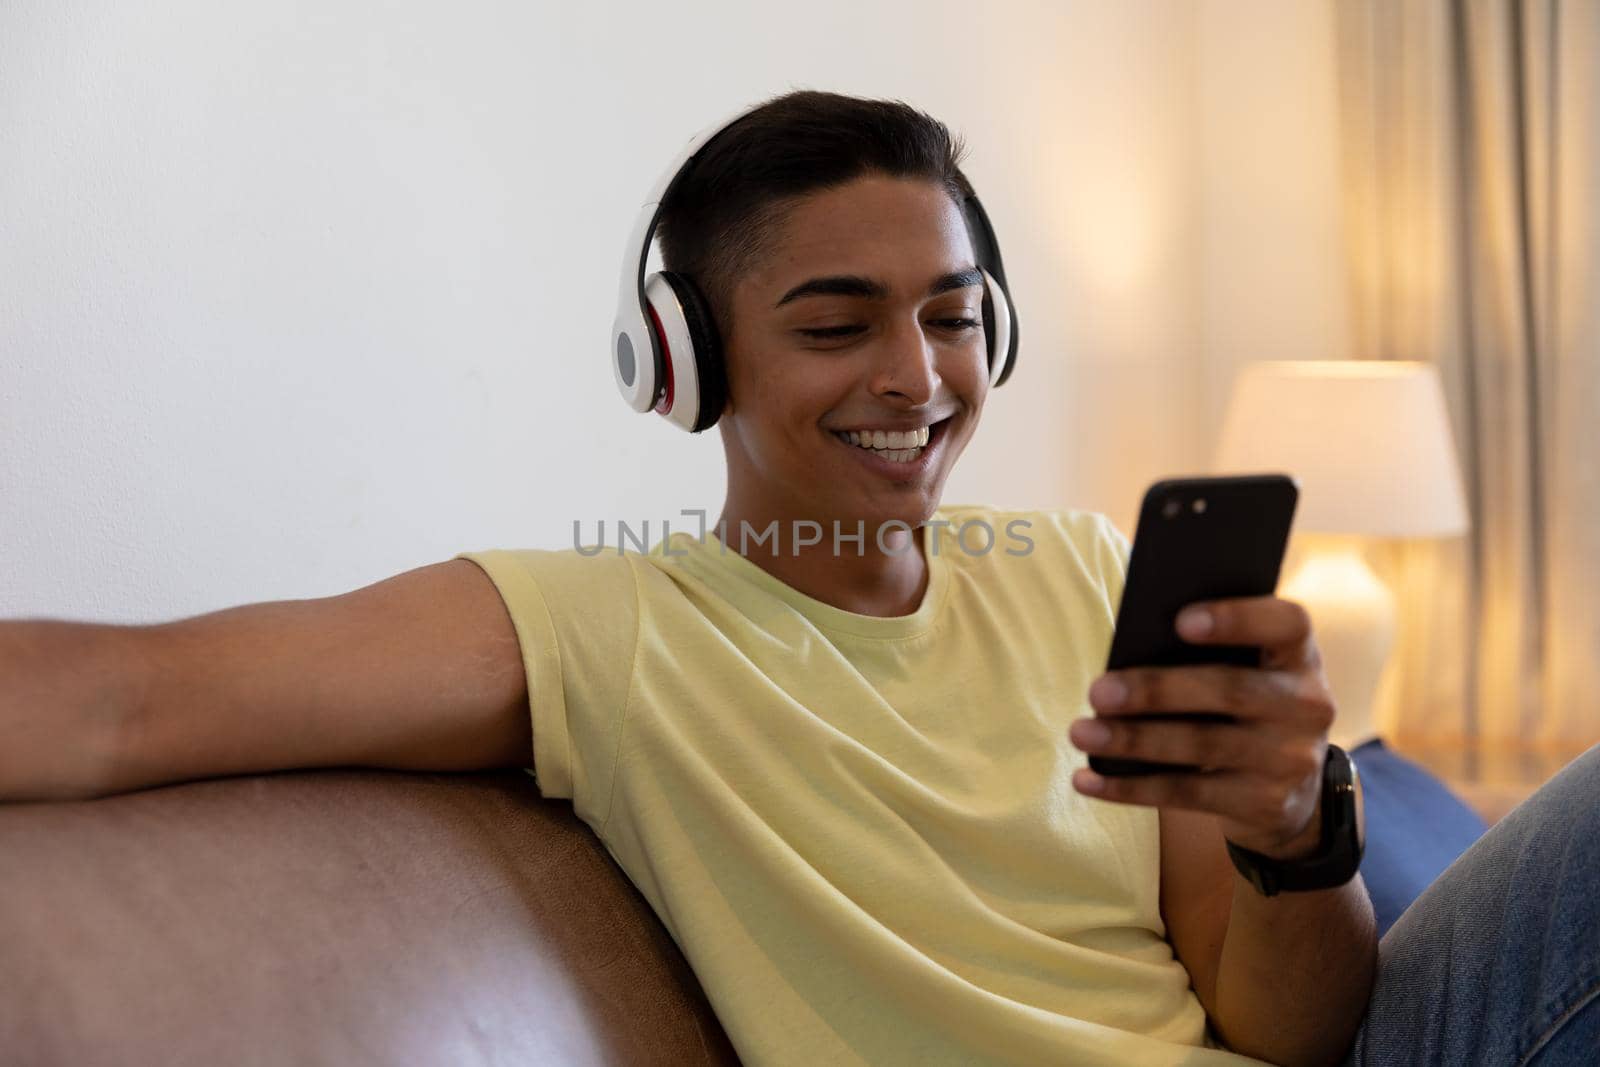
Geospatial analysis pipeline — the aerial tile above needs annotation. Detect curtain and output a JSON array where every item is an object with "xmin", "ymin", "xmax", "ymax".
[{"xmin": 1335, "ymin": 0, "xmax": 1600, "ymax": 749}]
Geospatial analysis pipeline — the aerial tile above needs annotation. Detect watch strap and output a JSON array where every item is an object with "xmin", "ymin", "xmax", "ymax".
[{"xmin": 1225, "ymin": 744, "xmax": 1363, "ymax": 896}]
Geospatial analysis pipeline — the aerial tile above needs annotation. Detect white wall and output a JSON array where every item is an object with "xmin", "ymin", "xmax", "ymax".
[
  {"xmin": 1192, "ymin": 0, "xmax": 1350, "ymax": 452},
  {"xmin": 1, "ymin": 0, "xmax": 1339, "ymax": 624}
]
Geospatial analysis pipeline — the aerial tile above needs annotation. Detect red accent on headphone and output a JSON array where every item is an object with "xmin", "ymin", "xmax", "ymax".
[{"xmin": 646, "ymin": 304, "xmax": 675, "ymax": 415}]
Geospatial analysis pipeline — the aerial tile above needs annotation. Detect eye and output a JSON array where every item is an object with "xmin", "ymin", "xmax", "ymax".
[
  {"xmin": 795, "ymin": 325, "xmax": 867, "ymax": 340},
  {"xmin": 793, "ymin": 318, "xmax": 980, "ymax": 342}
]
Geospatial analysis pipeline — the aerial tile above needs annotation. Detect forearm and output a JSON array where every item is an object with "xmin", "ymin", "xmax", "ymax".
[
  {"xmin": 0, "ymin": 620, "xmax": 156, "ymax": 801},
  {"xmin": 1213, "ymin": 872, "xmax": 1377, "ymax": 1066}
]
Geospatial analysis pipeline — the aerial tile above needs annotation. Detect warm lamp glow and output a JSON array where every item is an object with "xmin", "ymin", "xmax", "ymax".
[{"xmin": 1279, "ymin": 535, "xmax": 1398, "ymax": 746}]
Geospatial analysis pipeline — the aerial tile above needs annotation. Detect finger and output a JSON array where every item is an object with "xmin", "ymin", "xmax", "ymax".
[
  {"xmin": 1068, "ymin": 715, "xmax": 1281, "ymax": 773},
  {"xmin": 1071, "ymin": 767, "xmax": 1320, "ymax": 850},
  {"xmin": 1089, "ymin": 665, "xmax": 1334, "ymax": 729},
  {"xmin": 1176, "ymin": 596, "xmax": 1317, "ymax": 668},
  {"xmin": 1072, "ymin": 765, "xmax": 1255, "ymax": 814}
]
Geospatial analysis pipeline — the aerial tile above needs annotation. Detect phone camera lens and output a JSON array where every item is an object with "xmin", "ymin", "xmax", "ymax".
[
  {"xmin": 1163, "ymin": 499, "xmax": 1181, "ymax": 519},
  {"xmin": 1193, "ymin": 498, "xmax": 1208, "ymax": 514}
]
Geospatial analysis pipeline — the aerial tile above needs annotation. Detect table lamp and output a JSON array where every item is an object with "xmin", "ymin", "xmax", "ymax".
[{"xmin": 1212, "ymin": 360, "xmax": 1470, "ymax": 748}]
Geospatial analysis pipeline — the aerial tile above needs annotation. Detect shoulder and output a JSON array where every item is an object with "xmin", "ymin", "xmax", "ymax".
[
  {"xmin": 934, "ymin": 504, "xmax": 1128, "ymax": 581},
  {"xmin": 455, "ymin": 545, "xmax": 644, "ymax": 623},
  {"xmin": 935, "ymin": 502, "xmax": 1121, "ymax": 540}
]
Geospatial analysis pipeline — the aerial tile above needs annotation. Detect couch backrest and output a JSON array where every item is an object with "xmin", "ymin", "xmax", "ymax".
[{"xmin": 0, "ymin": 769, "xmax": 741, "ymax": 1066}]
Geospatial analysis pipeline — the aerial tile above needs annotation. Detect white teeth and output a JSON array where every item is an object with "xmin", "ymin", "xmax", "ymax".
[
  {"xmin": 832, "ymin": 424, "xmax": 936, "ymax": 460},
  {"xmin": 838, "ymin": 426, "xmax": 932, "ymax": 446}
]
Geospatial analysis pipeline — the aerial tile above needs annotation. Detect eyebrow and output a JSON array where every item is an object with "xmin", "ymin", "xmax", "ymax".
[{"xmin": 773, "ymin": 267, "xmax": 984, "ymax": 309}]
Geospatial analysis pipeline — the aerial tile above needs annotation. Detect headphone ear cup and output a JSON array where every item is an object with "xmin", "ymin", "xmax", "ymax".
[
  {"xmin": 656, "ymin": 271, "xmax": 727, "ymax": 432},
  {"xmin": 643, "ymin": 272, "xmax": 718, "ymax": 432},
  {"xmin": 641, "ymin": 272, "xmax": 694, "ymax": 430},
  {"xmin": 979, "ymin": 267, "xmax": 1017, "ymax": 387}
]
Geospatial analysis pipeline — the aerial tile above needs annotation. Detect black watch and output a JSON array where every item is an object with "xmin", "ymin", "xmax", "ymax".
[{"xmin": 1225, "ymin": 744, "xmax": 1365, "ymax": 897}]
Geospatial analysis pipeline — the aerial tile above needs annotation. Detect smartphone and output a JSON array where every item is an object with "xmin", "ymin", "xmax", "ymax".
[{"xmin": 1089, "ymin": 474, "xmax": 1299, "ymax": 777}]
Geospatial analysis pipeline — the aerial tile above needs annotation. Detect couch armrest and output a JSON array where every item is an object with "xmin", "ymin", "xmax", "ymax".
[{"xmin": 0, "ymin": 769, "xmax": 740, "ymax": 1066}]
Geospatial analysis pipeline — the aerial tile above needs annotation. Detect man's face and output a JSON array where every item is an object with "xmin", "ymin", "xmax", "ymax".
[{"xmin": 718, "ymin": 174, "xmax": 990, "ymax": 534}]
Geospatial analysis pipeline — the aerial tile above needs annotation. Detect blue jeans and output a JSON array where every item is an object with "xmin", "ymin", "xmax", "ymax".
[{"xmin": 1342, "ymin": 742, "xmax": 1600, "ymax": 1065}]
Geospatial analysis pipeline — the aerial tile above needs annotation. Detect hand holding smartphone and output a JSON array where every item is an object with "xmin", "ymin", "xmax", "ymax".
[{"xmin": 1088, "ymin": 475, "xmax": 1299, "ymax": 777}]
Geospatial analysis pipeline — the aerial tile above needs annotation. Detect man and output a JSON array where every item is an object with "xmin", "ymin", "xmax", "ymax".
[
  {"xmin": 532, "ymin": 90, "xmax": 1372, "ymax": 1063},
  {"xmin": 3, "ymin": 91, "xmax": 1596, "ymax": 1066}
]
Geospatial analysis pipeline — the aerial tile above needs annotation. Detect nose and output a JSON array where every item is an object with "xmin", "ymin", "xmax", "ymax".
[{"xmin": 868, "ymin": 316, "xmax": 939, "ymax": 406}]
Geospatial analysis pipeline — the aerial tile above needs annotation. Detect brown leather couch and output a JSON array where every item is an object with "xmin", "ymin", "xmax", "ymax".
[{"xmin": 0, "ymin": 769, "xmax": 742, "ymax": 1066}]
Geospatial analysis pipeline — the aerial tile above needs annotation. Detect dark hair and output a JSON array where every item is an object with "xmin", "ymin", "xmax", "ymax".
[{"xmin": 656, "ymin": 89, "xmax": 971, "ymax": 336}]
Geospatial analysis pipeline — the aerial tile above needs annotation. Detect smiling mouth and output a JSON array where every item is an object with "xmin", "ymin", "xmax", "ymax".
[{"xmin": 828, "ymin": 416, "xmax": 953, "ymax": 467}]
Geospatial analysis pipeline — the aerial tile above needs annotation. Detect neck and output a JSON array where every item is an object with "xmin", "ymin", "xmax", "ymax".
[{"xmin": 712, "ymin": 502, "xmax": 932, "ymax": 618}]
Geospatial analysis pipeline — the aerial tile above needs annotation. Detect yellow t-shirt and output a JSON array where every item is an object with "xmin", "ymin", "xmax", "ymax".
[{"xmin": 456, "ymin": 504, "xmax": 1267, "ymax": 1067}]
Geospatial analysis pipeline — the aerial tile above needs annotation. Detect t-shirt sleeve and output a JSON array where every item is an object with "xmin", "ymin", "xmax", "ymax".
[
  {"xmin": 1092, "ymin": 512, "xmax": 1132, "ymax": 612},
  {"xmin": 1017, "ymin": 508, "xmax": 1131, "ymax": 624},
  {"xmin": 452, "ymin": 547, "xmax": 640, "ymax": 826}
]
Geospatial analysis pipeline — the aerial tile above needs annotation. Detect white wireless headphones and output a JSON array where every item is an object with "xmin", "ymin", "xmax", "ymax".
[{"xmin": 611, "ymin": 102, "xmax": 1020, "ymax": 433}]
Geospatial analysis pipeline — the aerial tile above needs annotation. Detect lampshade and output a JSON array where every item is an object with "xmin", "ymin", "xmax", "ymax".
[{"xmin": 1213, "ymin": 360, "xmax": 1470, "ymax": 537}]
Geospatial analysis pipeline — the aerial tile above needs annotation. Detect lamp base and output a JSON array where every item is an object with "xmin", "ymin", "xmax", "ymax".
[{"xmin": 1280, "ymin": 535, "xmax": 1397, "ymax": 749}]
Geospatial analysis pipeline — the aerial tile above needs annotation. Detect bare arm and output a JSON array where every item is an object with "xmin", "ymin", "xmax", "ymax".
[
  {"xmin": 0, "ymin": 559, "xmax": 530, "ymax": 802},
  {"xmin": 1160, "ymin": 807, "xmax": 1376, "ymax": 1066}
]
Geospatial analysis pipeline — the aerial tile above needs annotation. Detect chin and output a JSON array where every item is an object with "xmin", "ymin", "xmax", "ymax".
[{"xmin": 850, "ymin": 487, "xmax": 945, "ymax": 534}]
